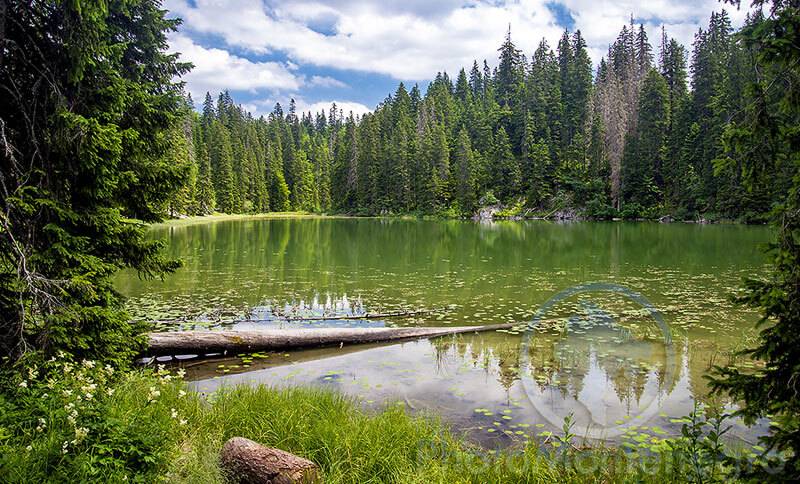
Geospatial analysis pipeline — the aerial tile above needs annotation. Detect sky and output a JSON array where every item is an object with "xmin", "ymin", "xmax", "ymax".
[{"xmin": 165, "ymin": 0, "xmax": 750, "ymax": 118}]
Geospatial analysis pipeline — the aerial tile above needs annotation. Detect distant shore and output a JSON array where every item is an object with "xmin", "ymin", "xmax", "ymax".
[{"xmin": 151, "ymin": 212, "xmax": 332, "ymax": 228}]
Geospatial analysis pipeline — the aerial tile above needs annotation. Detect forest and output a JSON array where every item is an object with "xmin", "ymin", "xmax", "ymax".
[
  {"xmin": 2, "ymin": 0, "xmax": 799, "ymax": 481},
  {"xmin": 171, "ymin": 10, "xmax": 791, "ymax": 222}
]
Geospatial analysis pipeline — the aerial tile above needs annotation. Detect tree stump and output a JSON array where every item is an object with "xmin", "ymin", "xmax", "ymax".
[{"xmin": 220, "ymin": 437, "xmax": 319, "ymax": 484}]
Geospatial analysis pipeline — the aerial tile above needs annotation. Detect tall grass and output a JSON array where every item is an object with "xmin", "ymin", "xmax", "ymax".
[{"xmin": 1, "ymin": 363, "xmax": 737, "ymax": 483}]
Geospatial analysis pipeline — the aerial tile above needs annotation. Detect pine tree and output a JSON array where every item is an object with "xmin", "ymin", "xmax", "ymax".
[
  {"xmin": 268, "ymin": 142, "xmax": 290, "ymax": 212},
  {"xmin": 453, "ymin": 128, "xmax": 476, "ymax": 213},
  {"xmin": 209, "ymin": 121, "xmax": 237, "ymax": 213},
  {"xmin": 0, "ymin": 0, "xmax": 190, "ymax": 361},
  {"xmin": 491, "ymin": 127, "xmax": 521, "ymax": 201},
  {"xmin": 195, "ymin": 141, "xmax": 216, "ymax": 214},
  {"xmin": 312, "ymin": 137, "xmax": 332, "ymax": 211},
  {"xmin": 622, "ymin": 68, "xmax": 669, "ymax": 209},
  {"xmin": 525, "ymin": 130, "xmax": 553, "ymax": 208},
  {"xmin": 291, "ymin": 147, "xmax": 316, "ymax": 212},
  {"xmin": 708, "ymin": 2, "xmax": 800, "ymax": 477}
]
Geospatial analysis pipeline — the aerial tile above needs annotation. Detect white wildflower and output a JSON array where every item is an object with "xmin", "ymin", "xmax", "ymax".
[
  {"xmin": 178, "ymin": 390, "xmax": 186, "ymax": 398},
  {"xmin": 106, "ymin": 388, "xmax": 115, "ymax": 397},
  {"xmin": 147, "ymin": 387, "xmax": 161, "ymax": 401},
  {"xmin": 179, "ymin": 419, "xmax": 187, "ymax": 426},
  {"xmin": 170, "ymin": 408, "xmax": 178, "ymax": 419},
  {"xmin": 25, "ymin": 445, "xmax": 32, "ymax": 452},
  {"xmin": 74, "ymin": 427, "xmax": 88, "ymax": 441},
  {"xmin": 82, "ymin": 360, "xmax": 95, "ymax": 369},
  {"xmin": 63, "ymin": 389, "xmax": 72, "ymax": 397},
  {"xmin": 18, "ymin": 380, "xmax": 27, "ymax": 388},
  {"xmin": 176, "ymin": 368, "xmax": 186, "ymax": 378}
]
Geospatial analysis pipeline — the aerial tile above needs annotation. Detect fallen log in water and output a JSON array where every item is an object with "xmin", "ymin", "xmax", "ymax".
[
  {"xmin": 145, "ymin": 323, "xmax": 516, "ymax": 357},
  {"xmin": 220, "ymin": 437, "xmax": 319, "ymax": 484}
]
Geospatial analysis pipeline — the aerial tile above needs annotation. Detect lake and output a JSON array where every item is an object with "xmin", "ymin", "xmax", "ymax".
[{"xmin": 116, "ymin": 217, "xmax": 773, "ymax": 448}]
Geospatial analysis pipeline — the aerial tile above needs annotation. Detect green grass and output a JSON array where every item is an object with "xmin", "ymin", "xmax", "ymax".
[
  {"xmin": 151, "ymin": 212, "xmax": 325, "ymax": 228},
  {"xmin": 1, "ymin": 363, "xmax": 749, "ymax": 483}
]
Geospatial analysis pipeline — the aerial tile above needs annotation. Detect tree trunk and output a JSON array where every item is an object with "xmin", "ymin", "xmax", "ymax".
[
  {"xmin": 145, "ymin": 323, "xmax": 516, "ymax": 357},
  {"xmin": 220, "ymin": 437, "xmax": 319, "ymax": 484}
]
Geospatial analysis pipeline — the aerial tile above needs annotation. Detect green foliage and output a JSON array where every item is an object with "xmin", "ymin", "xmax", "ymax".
[
  {"xmin": 708, "ymin": 1, "xmax": 800, "ymax": 479},
  {"xmin": 622, "ymin": 68, "xmax": 669, "ymax": 209},
  {"xmin": 3, "ymin": 363, "xmax": 781, "ymax": 483},
  {"xmin": 0, "ymin": 358, "xmax": 189, "ymax": 482},
  {"xmin": 0, "ymin": 0, "xmax": 188, "ymax": 363},
  {"xmin": 151, "ymin": 13, "xmax": 791, "ymax": 223}
]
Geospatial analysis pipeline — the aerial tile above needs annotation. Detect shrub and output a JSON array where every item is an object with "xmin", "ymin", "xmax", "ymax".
[{"xmin": 0, "ymin": 357, "xmax": 189, "ymax": 482}]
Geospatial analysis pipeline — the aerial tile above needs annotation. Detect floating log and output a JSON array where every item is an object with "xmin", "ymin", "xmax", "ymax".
[
  {"xmin": 220, "ymin": 437, "xmax": 319, "ymax": 484},
  {"xmin": 145, "ymin": 323, "xmax": 516, "ymax": 357}
]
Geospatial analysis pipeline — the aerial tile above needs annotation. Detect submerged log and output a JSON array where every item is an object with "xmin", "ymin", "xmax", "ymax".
[
  {"xmin": 145, "ymin": 323, "xmax": 516, "ymax": 357},
  {"xmin": 220, "ymin": 437, "xmax": 319, "ymax": 484}
]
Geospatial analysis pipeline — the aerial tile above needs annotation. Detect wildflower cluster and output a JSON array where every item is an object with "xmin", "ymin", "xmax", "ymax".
[{"xmin": 1, "ymin": 355, "xmax": 194, "ymax": 481}]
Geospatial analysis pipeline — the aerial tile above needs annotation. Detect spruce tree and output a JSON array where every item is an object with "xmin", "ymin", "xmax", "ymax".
[
  {"xmin": 453, "ymin": 128, "xmax": 476, "ymax": 214},
  {"xmin": 622, "ymin": 68, "xmax": 669, "ymax": 209},
  {"xmin": 709, "ymin": 2, "xmax": 800, "ymax": 477},
  {"xmin": 492, "ymin": 127, "xmax": 521, "ymax": 202},
  {"xmin": 0, "ymin": 0, "xmax": 190, "ymax": 361}
]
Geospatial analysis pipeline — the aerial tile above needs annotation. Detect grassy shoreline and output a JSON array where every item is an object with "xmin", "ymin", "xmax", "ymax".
[
  {"xmin": 3, "ymin": 364, "xmax": 733, "ymax": 483},
  {"xmin": 154, "ymin": 211, "xmax": 769, "ymax": 228},
  {"xmin": 150, "ymin": 212, "xmax": 327, "ymax": 228}
]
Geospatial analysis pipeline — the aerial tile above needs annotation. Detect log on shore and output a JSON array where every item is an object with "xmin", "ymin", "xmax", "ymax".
[
  {"xmin": 145, "ymin": 323, "xmax": 516, "ymax": 357},
  {"xmin": 220, "ymin": 437, "xmax": 319, "ymax": 484}
]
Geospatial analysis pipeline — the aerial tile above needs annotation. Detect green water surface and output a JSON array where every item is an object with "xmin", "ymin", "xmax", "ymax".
[{"xmin": 116, "ymin": 217, "xmax": 773, "ymax": 448}]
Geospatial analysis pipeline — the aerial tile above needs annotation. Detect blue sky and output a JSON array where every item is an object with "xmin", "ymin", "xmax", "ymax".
[{"xmin": 166, "ymin": 0, "xmax": 747, "ymax": 117}]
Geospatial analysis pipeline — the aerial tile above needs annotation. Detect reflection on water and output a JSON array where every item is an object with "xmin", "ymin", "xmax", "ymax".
[
  {"xmin": 183, "ymin": 321, "xmax": 768, "ymax": 448},
  {"xmin": 117, "ymin": 218, "xmax": 773, "ymax": 447}
]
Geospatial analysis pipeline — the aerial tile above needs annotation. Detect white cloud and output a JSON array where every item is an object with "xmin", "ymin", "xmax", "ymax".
[
  {"xmin": 240, "ymin": 97, "xmax": 372, "ymax": 118},
  {"xmin": 560, "ymin": 0, "xmax": 749, "ymax": 65},
  {"xmin": 295, "ymin": 99, "xmax": 372, "ymax": 117},
  {"xmin": 169, "ymin": 34, "xmax": 301, "ymax": 99},
  {"xmin": 166, "ymin": 0, "xmax": 757, "ymax": 108},
  {"xmin": 165, "ymin": 0, "xmax": 566, "ymax": 80},
  {"xmin": 308, "ymin": 75, "xmax": 348, "ymax": 88}
]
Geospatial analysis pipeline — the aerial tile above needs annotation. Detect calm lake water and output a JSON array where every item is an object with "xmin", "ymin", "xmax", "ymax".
[{"xmin": 116, "ymin": 217, "xmax": 773, "ymax": 448}]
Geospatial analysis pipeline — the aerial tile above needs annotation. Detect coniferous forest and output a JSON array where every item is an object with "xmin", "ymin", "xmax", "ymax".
[
  {"xmin": 171, "ymin": 10, "xmax": 790, "ymax": 222},
  {"xmin": 3, "ymin": 0, "xmax": 800, "ymax": 480}
]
